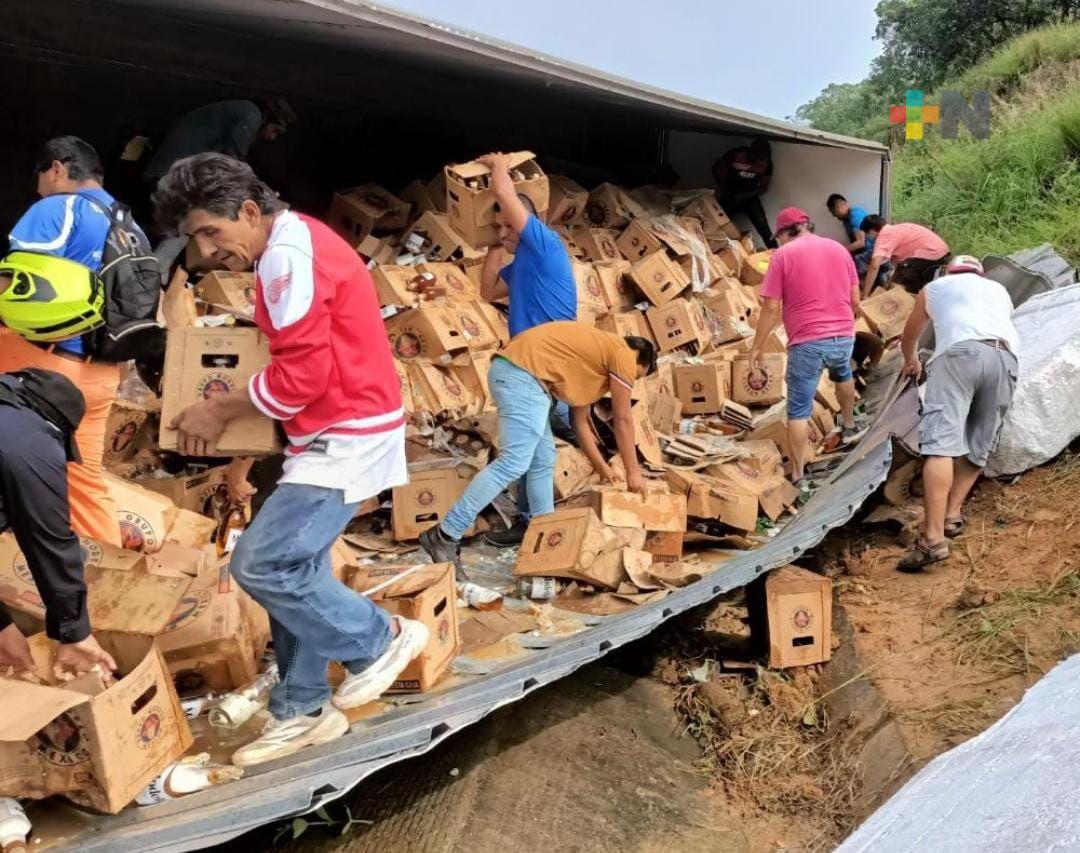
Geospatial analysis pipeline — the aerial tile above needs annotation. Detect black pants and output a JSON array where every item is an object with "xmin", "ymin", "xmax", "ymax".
[
  {"xmin": 724, "ymin": 196, "xmax": 777, "ymax": 249},
  {"xmin": 892, "ymin": 253, "xmax": 952, "ymax": 292}
]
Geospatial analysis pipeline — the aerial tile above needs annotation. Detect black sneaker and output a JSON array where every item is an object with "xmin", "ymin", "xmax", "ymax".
[
  {"xmin": 483, "ymin": 519, "xmax": 528, "ymax": 548},
  {"xmin": 419, "ymin": 524, "xmax": 461, "ymax": 567}
]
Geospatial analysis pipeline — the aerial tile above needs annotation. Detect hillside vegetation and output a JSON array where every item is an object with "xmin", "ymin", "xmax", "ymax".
[{"xmin": 891, "ymin": 24, "xmax": 1080, "ymax": 262}]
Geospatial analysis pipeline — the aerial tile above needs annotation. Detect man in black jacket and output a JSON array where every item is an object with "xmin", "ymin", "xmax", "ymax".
[{"xmin": 0, "ymin": 369, "xmax": 117, "ymax": 679}]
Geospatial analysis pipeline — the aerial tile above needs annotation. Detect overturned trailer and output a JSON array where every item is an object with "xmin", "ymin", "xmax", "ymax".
[{"xmin": 4, "ymin": 1, "xmax": 894, "ymax": 849}]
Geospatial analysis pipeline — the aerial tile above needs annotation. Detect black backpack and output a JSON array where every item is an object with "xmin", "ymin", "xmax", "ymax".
[{"xmin": 76, "ymin": 193, "xmax": 164, "ymax": 363}]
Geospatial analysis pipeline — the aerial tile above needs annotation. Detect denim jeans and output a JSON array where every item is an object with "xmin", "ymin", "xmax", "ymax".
[
  {"xmin": 230, "ymin": 483, "xmax": 393, "ymax": 719},
  {"xmin": 443, "ymin": 358, "xmax": 556, "ymax": 539},
  {"xmin": 515, "ymin": 400, "xmax": 571, "ymax": 520},
  {"xmin": 786, "ymin": 336, "xmax": 855, "ymax": 420}
]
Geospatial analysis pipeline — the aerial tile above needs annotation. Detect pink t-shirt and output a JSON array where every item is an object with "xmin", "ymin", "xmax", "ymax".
[
  {"xmin": 871, "ymin": 223, "xmax": 949, "ymax": 262},
  {"xmin": 759, "ymin": 233, "xmax": 858, "ymax": 346}
]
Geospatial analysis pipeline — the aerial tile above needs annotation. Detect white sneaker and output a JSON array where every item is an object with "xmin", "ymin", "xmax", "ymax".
[
  {"xmin": 332, "ymin": 616, "xmax": 430, "ymax": 710},
  {"xmin": 231, "ymin": 703, "xmax": 349, "ymax": 767}
]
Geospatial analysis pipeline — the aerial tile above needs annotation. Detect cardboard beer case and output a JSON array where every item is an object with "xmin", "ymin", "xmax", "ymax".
[
  {"xmin": 391, "ymin": 464, "xmax": 472, "ymax": 540},
  {"xmin": 159, "ymin": 327, "xmax": 279, "ymax": 456},
  {"xmin": 547, "ymin": 175, "xmax": 589, "ymax": 227},
  {"xmin": 196, "ymin": 271, "xmax": 256, "ymax": 319},
  {"xmin": 572, "ymin": 227, "xmax": 623, "ymax": 263},
  {"xmin": 349, "ymin": 563, "xmax": 460, "ymax": 692},
  {"xmin": 103, "ymin": 399, "xmax": 151, "ymax": 466},
  {"xmin": 159, "ymin": 559, "xmax": 271, "ymax": 693},
  {"xmin": 673, "ymin": 363, "xmax": 731, "ymax": 414},
  {"xmin": 104, "ymin": 473, "xmax": 179, "ymax": 554},
  {"xmin": 0, "ymin": 560, "xmax": 192, "ymax": 813},
  {"xmin": 731, "ymin": 354, "xmax": 787, "ymax": 406},
  {"xmin": 445, "ymin": 151, "xmax": 549, "ymax": 248},
  {"xmin": 385, "ymin": 304, "xmax": 468, "ymax": 363},
  {"xmin": 328, "ymin": 183, "xmax": 411, "ymax": 244},
  {"xmin": 629, "ymin": 251, "xmax": 691, "ymax": 308}
]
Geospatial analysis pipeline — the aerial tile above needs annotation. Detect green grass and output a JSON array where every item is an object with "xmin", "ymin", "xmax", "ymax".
[
  {"xmin": 953, "ymin": 24, "xmax": 1080, "ymax": 96},
  {"xmin": 893, "ymin": 23, "xmax": 1080, "ymax": 264}
]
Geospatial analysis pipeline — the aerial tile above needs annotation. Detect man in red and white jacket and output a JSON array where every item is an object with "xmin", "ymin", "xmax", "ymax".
[{"xmin": 156, "ymin": 154, "xmax": 428, "ymax": 767}]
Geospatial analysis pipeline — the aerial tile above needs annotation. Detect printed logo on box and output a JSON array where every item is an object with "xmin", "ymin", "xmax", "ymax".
[
  {"xmin": 120, "ymin": 511, "xmax": 158, "ymax": 552},
  {"xmin": 198, "ymin": 373, "xmax": 235, "ymax": 400},
  {"xmin": 560, "ymin": 205, "xmax": 578, "ymax": 223},
  {"xmin": 691, "ymin": 380, "xmax": 705, "ymax": 393},
  {"xmin": 791, "ymin": 607, "xmax": 814, "ymax": 631},
  {"xmin": 744, "ymin": 367, "xmax": 771, "ymax": 393},
  {"xmin": 417, "ymin": 488, "xmax": 437, "ymax": 508},
  {"xmin": 585, "ymin": 273, "xmax": 603, "ymax": 299},
  {"xmin": 14, "ymin": 536, "xmax": 101, "ymax": 583},
  {"xmin": 734, "ymin": 460, "xmax": 761, "ymax": 480},
  {"xmin": 445, "ymin": 273, "xmax": 467, "ymax": 293},
  {"xmin": 442, "ymin": 373, "xmax": 464, "ymax": 398},
  {"xmin": 878, "ymin": 299, "xmax": 901, "ymax": 316},
  {"xmin": 586, "ymin": 200, "xmax": 609, "ymax": 226},
  {"xmin": 36, "ymin": 714, "xmax": 92, "ymax": 767},
  {"xmin": 362, "ymin": 192, "xmax": 390, "ymax": 210},
  {"xmin": 437, "ymin": 617, "xmax": 450, "ymax": 645},
  {"xmin": 546, "ymin": 530, "xmax": 565, "ymax": 549},
  {"xmin": 110, "ymin": 419, "xmax": 141, "ymax": 454},
  {"xmin": 165, "ymin": 589, "xmax": 213, "ymax": 633},
  {"xmin": 391, "ymin": 331, "xmax": 423, "ymax": 359},
  {"xmin": 600, "ymin": 239, "xmax": 618, "ymax": 258},
  {"xmin": 458, "ymin": 314, "xmax": 482, "ymax": 339},
  {"xmin": 136, "ymin": 709, "xmax": 164, "ymax": 749}
]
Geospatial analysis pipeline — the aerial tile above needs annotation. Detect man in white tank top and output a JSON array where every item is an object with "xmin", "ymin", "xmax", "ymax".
[{"xmin": 897, "ymin": 255, "xmax": 1020, "ymax": 571}]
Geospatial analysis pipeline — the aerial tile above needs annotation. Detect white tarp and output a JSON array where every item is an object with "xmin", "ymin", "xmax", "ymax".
[
  {"xmin": 838, "ymin": 654, "xmax": 1080, "ymax": 852},
  {"xmin": 986, "ymin": 283, "xmax": 1080, "ymax": 477}
]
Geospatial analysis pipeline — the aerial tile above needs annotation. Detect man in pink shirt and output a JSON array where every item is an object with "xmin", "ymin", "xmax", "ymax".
[
  {"xmin": 860, "ymin": 215, "xmax": 950, "ymax": 297},
  {"xmin": 750, "ymin": 207, "xmax": 866, "ymax": 485}
]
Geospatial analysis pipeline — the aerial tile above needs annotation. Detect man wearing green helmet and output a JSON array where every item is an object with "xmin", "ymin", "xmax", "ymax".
[{"xmin": 0, "ymin": 137, "xmax": 134, "ymax": 547}]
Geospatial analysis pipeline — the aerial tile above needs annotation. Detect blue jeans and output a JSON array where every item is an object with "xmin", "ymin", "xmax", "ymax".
[
  {"xmin": 515, "ymin": 400, "xmax": 571, "ymax": 520},
  {"xmin": 230, "ymin": 483, "xmax": 393, "ymax": 719},
  {"xmin": 443, "ymin": 358, "xmax": 556, "ymax": 539},
  {"xmin": 787, "ymin": 336, "xmax": 855, "ymax": 420}
]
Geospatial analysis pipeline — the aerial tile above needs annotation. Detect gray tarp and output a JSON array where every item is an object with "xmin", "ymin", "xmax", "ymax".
[
  {"xmin": 838, "ymin": 653, "xmax": 1080, "ymax": 853},
  {"xmin": 986, "ymin": 283, "xmax": 1080, "ymax": 476}
]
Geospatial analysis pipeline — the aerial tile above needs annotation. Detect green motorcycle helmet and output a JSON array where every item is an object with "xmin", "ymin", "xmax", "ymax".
[{"xmin": 0, "ymin": 251, "xmax": 105, "ymax": 342}]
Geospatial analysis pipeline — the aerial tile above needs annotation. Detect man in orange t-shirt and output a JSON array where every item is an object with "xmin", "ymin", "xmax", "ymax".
[{"xmin": 860, "ymin": 215, "xmax": 950, "ymax": 297}]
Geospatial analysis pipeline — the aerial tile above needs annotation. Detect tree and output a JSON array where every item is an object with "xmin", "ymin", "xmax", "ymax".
[{"xmin": 796, "ymin": 0, "xmax": 1080, "ymax": 141}]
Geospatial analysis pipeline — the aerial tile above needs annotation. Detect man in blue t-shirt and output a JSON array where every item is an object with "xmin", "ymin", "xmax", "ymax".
[
  {"xmin": 826, "ymin": 193, "xmax": 889, "ymax": 285},
  {"xmin": 477, "ymin": 152, "xmax": 577, "ymax": 547},
  {"xmin": 7, "ymin": 137, "xmax": 118, "ymax": 357}
]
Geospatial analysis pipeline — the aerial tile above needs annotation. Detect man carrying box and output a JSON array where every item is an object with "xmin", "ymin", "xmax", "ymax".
[
  {"xmin": 477, "ymin": 151, "xmax": 577, "ymax": 547},
  {"xmin": 153, "ymin": 154, "xmax": 428, "ymax": 767},
  {"xmin": 0, "ymin": 369, "xmax": 117, "ymax": 679},
  {"xmin": 749, "ymin": 207, "xmax": 867, "ymax": 488},
  {"xmin": 420, "ymin": 321, "xmax": 657, "ymax": 569}
]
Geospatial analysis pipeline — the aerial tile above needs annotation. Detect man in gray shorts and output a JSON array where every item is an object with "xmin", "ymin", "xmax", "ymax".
[{"xmin": 897, "ymin": 255, "xmax": 1020, "ymax": 571}]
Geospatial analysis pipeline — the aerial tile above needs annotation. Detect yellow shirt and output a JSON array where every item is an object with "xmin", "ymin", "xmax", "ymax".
[{"xmin": 500, "ymin": 321, "xmax": 638, "ymax": 406}]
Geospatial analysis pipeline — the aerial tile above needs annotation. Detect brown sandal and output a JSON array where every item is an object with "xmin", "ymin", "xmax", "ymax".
[
  {"xmin": 897, "ymin": 538, "xmax": 950, "ymax": 573},
  {"xmin": 944, "ymin": 515, "xmax": 967, "ymax": 538}
]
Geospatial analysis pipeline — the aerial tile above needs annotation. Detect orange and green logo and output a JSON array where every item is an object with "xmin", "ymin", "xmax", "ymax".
[{"xmin": 890, "ymin": 89, "xmax": 990, "ymax": 141}]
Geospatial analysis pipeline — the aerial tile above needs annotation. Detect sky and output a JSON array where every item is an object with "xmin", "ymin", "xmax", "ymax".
[{"xmin": 380, "ymin": 0, "xmax": 882, "ymax": 120}]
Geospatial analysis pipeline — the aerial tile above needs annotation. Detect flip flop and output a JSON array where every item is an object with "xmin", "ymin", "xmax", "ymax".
[
  {"xmin": 897, "ymin": 537, "xmax": 950, "ymax": 573},
  {"xmin": 944, "ymin": 515, "xmax": 967, "ymax": 538}
]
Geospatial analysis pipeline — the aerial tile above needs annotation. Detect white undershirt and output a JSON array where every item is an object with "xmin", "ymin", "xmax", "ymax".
[
  {"xmin": 279, "ymin": 424, "xmax": 407, "ymax": 504},
  {"xmin": 925, "ymin": 273, "xmax": 1021, "ymax": 363}
]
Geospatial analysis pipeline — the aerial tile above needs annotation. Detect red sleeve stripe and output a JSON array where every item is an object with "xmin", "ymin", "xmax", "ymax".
[
  {"xmin": 609, "ymin": 372, "xmax": 634, "ymax": 392},
  {"xmin": 248, "ymin": 371, "xmax": 303, "ymax": 421}
]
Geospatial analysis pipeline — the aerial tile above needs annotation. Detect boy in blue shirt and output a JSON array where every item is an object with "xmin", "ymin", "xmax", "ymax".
[
  {"xmin": 826, "ymin": 193, "xmax": 888, "ymax": 286},
  {"xmin": 476, "ymin": 152, "xmax": 577, "ymax": 546}
]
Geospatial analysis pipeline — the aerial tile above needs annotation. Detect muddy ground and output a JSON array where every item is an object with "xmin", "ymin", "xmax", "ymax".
[{"xmin": 217, "ymin": 452, "xmax": 1080, "ymax": 853}]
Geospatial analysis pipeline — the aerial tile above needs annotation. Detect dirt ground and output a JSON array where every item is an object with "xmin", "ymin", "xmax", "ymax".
[
  {"xmin": 217, "ymin": 453, "xmax": 1080, "ymax": 853},
  {"xmin": 827, "ymin": 453, "xmax": 1080, "ymax": 765}
]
